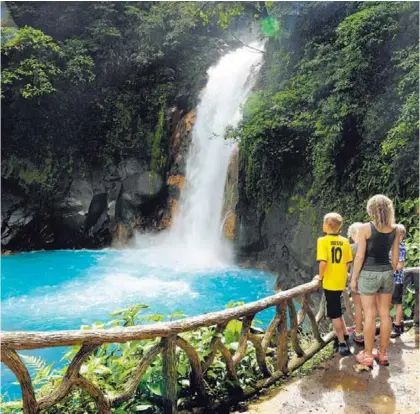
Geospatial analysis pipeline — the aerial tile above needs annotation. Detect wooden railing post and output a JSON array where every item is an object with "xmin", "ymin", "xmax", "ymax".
[
  {"xmin": 276, "ymin": 301, "xmax": 288, "ymax": 374},
  {"xmin": 175, "ymin": 336, "xmax": 208, "ymax": 404},
  {"xmin": 1, "ymin": 347, "xmax": 39, "ymax": 414},
  {"xmin": 287, "ymin": 299, "xmax": 304, "ymax": 357},
  {"xmin": 162, "ymin": 336, "xmax": 178, "ymax": 414},
  {"xmin": 303, "ymin": 294, "xmax": 323, "ymax": 344}
]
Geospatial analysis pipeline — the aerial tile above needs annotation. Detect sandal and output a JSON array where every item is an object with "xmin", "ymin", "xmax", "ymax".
[
  {"xmin": 373, "ymin": 349, "xmax": 389, "ymax": 366},
  {"xmin": 355, "ymin": 350, "xmax": 374, "ymax": 368}
]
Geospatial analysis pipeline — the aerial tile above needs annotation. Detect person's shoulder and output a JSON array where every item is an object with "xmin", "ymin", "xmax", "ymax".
[
  {"xmin": 356, "ymin": 222, "xmax": 371, "ymax": 238},
  {"xmin": 317, "ymin": 235, "xmax": 327, "ymax": 242},
  {"xmin": 360, "ymin": 222, "xmax": 371, "ymax": 231}
]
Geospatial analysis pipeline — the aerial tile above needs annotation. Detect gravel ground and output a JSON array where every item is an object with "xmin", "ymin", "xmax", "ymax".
[{"xmin": 243, "ymin": 328, "xmax": 420, "ymax": 414}]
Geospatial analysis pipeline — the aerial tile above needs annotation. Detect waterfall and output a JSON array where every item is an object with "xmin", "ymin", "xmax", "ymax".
[
  {"xmin": 132, "ymin": 42, "xmax": 264, "ymax": 269},
  {"xmin": 167, "ymin": 42, "xmax": 264, "ymax": 265}
]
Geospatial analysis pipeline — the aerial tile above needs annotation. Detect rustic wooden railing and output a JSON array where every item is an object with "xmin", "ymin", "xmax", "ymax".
[{"xmin": 1, "ymin": 279, "xmax": 335, "ymax": 414}]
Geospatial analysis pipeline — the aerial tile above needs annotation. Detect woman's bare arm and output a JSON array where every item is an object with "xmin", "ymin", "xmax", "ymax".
[
  {"xmin": 391, "ymin": 229, "xmax": 400, "ymax": 271},
  {"xmin": 351, "ymin": 223, "xmax": 369, "ymax": 281}
]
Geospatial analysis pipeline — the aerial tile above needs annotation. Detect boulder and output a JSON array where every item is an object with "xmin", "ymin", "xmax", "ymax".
[
  {"xmin": 105, "ymin": 158, "xmax": 145, "ymax": 182},
  {"xmin": 84, "ymin": 193, "xmax": 112, "ymax": 246},
  {"xmin": 2, "ymin": 206, "xmax": 33, "ymax": 246},
  {"xmin": 120, "ymin": 171, "xmax": 164, "ymax": 206},
  {"xmin": 56, "ymin": 179, "xmax": 93, "ymax": 214}
]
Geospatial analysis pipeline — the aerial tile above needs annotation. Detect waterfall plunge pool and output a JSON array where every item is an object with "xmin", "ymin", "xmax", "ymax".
[{"xmin": 1, "ymin": 249, "xmax": 277, "ymax": 397}]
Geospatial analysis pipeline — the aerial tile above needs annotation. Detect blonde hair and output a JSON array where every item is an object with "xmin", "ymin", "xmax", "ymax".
[
  {"xmin": 348, "ymin": 222, "xmax": 363, "ymax": 239},
  {"xmin": 396, "ymin": 223, "xmax": 406, "ymax": 238},
  {"xmin": 324, "ymin": 212, "xmax": 343, "ymax": 232},
  {"xmin": 366, "ymin": 194, "xmax": 395, "ymax": 229}
]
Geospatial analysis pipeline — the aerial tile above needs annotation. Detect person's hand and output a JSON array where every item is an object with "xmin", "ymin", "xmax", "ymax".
[
  {"xmin": 350, "ymin": 278, "xmax": 358, "ymax": 293},
  {"xmin": 313, "ymin": 275, "xmax": 321, "ymax": 283}
]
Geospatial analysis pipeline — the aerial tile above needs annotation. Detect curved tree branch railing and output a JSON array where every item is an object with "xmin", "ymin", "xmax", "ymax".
[{"xmin": 2, "ymin": 275, "xmax": 388, "ymax": 414}]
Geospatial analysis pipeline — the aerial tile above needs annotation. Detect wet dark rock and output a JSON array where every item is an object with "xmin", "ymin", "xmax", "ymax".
[
  {"xmin": 236, "ymin": 402, "xmax": 248, "ymax": 412},
  {"xmin": 236, "ymin": 173, "xmax": 321, "ymax": 289},
  {"xmin": 120, "ymin": 171, "xmax": 164, "ymax": 205},
  {"xmin": 85, "ymin": 193, "xmax": 108, "ymax": 232},
  {"xmin": 2, "ymin": 206, "xmax": 33, "ymax": 246},
  {"xmin": 105, "ymin": 158, "xmax": 145, "ymax": 182}
]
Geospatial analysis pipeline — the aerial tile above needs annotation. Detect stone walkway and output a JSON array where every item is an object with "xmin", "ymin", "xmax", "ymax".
[{"xmin": 244, "ymin": 328, "xmax": 419, "ymax": 414}]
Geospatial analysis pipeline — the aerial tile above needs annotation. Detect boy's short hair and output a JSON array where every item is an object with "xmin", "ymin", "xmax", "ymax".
[
  {"xmin": 396, "ymin": 223, "xmax": 406, "ymax": 238},
  {"xmin": 347, "ymin": 222, "xmax": 363, "ymax": 239},
  {"xmin": 323, "ymin": 212, "xmax": 343, "ymax": 232}
]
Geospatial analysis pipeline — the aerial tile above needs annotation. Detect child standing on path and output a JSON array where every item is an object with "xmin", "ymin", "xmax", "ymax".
[
  {"xmin": 348, "ymin": 222, "xmax": 365, "ymax": 344},
  {"xmin": 314, "ymin": 213, "xmax": 353, "ymax": 356},
  {"xmin": 391, "ymin": 224, "xmax": 407, "ymax": 338}
]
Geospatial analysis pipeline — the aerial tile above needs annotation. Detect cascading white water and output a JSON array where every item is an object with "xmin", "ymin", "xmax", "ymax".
[
  {"xmin": 133, "ymin": 42, "xmax": 264, "ymax": 269},
  {"xmin": 168, "ymin": 42, "xmax": 264, "ymax": 264}
]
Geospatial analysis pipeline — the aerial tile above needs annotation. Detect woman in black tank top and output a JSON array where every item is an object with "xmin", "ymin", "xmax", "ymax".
[
  {"xmin": 363, "ymin": 223, "xmax": 396, "ymax": 271},
  {"xmin": 350, "ymin": 195, "xmax": 400, "ymax": 367}
]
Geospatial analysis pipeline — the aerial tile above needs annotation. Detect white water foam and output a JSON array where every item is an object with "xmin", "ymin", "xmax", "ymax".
[{"xmin": 2, "ymin": 268, "xmax": 199, "ymax": 329}]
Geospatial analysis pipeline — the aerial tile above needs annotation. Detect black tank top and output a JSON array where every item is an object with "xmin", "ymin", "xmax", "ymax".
[{"xmin": 362, "ymin": 223, "xmax": 396, "ymax": 271}]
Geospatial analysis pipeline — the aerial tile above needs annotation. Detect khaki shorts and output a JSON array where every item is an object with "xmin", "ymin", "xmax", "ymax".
[{"xmin": 358, "ymin": 270, "xmax": 394, "ymax": 295}]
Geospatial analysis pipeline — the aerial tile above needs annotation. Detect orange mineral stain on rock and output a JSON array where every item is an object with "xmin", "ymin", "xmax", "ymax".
[
  {"xmin": 320, "ymin": 370, "xmax": 368, "ymax": 392},
  {"xmin": 159, "ymin": 175, "xmax": 185, "ymax": 230},
  {"xmin": 113, "ymin": 223, "xmax": 130, "ymax": 247},
  {"xmin": 159, "ymin": 198, "xmax": 178, "ymax": 230},
  {"xmin": 167, "ymin": 175, "xmax": 185, "ymax": 190},
  {"xmin": 256, "ymin": 261, "xmax": 269, "ymax": 271},
  {"xmin": 170, "ymin": 110, "xmax": 196, "ymax": 161},
  {"xmin": 223, "ymin": 212, "xmax": 236, "ymax": 240},
  {"xmin": 184, "ymin": 110, "xmax": 196, "ymax": 132}
]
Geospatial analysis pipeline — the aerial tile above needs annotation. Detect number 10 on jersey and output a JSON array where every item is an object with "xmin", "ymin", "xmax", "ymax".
[{"xmin": 331, "ymin": 247, "xmax": 342, "ymax": 264}]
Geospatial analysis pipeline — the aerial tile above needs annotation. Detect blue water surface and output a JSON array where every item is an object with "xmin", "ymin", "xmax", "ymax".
[{"xmin": 1, "ymin": 249, "xmax": 277, "ymax": 397}]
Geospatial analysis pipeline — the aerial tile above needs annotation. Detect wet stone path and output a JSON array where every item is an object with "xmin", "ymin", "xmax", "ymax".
[{"xmin": 244, "ymin": 328, "xmax": 419, "ymax": 414}]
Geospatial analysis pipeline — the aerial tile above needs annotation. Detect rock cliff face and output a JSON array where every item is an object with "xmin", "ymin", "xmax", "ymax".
[
  {"xmin": 236, "ymin": 199, "xmax": 321, "ymax": 289},
  {"xmin": 214, "ymin": 141, "xmax": 322, "ymax": 287},
  {"xmin": 222, "ymin": 144, "xmax": 239, "ymax": 241},
  {"xmin": 235, "ymin": 172, "xmax": 323, "ymax": 289},
  {"xmin": 1, "ymin": 108, "xmax": 195, "ymax": 252},
  {"xmin": 157, "ymin": 109, "xmax": 196, "ymax": 231}
]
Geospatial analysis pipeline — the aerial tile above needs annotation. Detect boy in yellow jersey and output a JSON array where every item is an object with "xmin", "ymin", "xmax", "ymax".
[{"xmin": 315, "ymin": 213, "xmax": 353, "ymax": 356}]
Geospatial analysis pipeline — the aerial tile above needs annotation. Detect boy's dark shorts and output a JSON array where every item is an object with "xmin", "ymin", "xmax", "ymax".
[
  {"xmin": 392, "ymin": 284, "xmax": 403, "ymax": 305},
  {"xmin": 324, "ymin": 289, "xmax": 343, "ymax": 319}
]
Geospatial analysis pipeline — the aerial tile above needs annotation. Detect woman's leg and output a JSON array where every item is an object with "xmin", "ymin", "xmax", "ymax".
[
  {"xmin": 353, "ymin": 294, "xmax": 364, "ymax": 334},
  {"xmin": 360, "ymin": 294, "xmax": 377, "ymax": 356},
  {"xmin": 377, "ymin": 293, "xmax": 393, "ymax": 352}
]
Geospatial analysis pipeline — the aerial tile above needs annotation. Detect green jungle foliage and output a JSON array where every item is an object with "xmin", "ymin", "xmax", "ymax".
[
  {"xmin": 233, "ymin": 2, "xmax": 418, "ymax": 223},
  {"xmin": 0, "ymin": 303, "xmax": 332, "ymax": 413},
  {"xmin": 1, "ymin": 1, "xmax": 252, "ymax": 201}
]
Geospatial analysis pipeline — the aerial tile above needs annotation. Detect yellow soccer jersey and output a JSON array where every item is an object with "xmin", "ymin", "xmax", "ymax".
[{"xmin": 317, "ymin": 234, "xmax": 353, "ymax": 291}]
